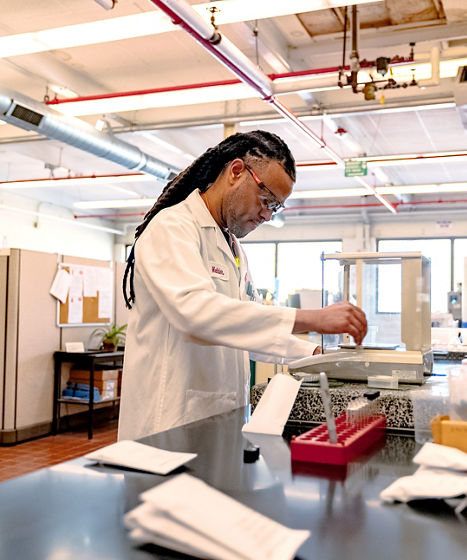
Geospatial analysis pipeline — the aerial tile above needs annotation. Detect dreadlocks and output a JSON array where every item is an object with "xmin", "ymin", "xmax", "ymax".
[{"xmin": 123, "ymin": 130, "xmax": 295, "ymax": 308}]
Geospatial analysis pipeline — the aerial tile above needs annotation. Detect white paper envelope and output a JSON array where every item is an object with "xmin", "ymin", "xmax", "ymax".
[
  {"xmin": 242, "ymin": 374, "xmax": 302, "ymax": 435},
  {"xmin": 85, "ymin": 440, "xmax": 197, "ymax": 475}
]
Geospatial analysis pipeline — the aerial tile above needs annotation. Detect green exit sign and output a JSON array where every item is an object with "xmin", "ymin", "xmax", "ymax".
[{"xmin": 345, "ymin": 160, "xmax": 368, "ymax": 177}]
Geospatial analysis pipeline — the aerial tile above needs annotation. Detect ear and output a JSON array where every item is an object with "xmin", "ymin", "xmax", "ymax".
[{"xmin": 228, "ymin": 158, "xmax": 245, "ymax": 184}]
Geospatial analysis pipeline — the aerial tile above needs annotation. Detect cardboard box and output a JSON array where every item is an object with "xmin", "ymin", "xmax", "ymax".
[{"xmin": 70, "ymin": 369, "xmax": 119, "ymax": 382}]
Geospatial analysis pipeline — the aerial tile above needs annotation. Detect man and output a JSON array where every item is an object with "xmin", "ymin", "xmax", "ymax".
[{"xmin": 119, "ymin": 130, "xmax": 367, "ymax": 439}]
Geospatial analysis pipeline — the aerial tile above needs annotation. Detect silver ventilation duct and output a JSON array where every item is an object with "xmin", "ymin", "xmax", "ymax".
[{"xmin": 0, "ymin": 87, "xmax": 176, "ymax": 180}]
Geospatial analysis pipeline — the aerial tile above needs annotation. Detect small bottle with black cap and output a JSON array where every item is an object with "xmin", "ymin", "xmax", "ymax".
[{"xmin": 243, "ymin": 445, "xmax": 260, "ymax": 463}]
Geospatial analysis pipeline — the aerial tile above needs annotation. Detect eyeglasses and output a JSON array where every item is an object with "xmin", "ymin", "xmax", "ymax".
[{"xmin": 244, "ymin": 164, "xmax": 285, "ymax": 214}]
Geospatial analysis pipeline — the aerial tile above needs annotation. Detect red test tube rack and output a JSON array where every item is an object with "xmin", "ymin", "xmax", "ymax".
[{"xmin": 290, "ymin": 412, "xmax": 386, "ymax": 465}]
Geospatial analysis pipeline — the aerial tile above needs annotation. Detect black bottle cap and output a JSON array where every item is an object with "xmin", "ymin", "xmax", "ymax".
[
  {"xmin": 364, "ymin": 390, "xmax": 380, "ymax": 400},
  {"xmin": 243, "ymin": 445, "xmax": 260, "ymax": 463}
]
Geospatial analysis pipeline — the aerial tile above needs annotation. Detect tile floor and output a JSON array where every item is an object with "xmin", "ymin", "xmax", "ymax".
[{"xmin": 0, "ymin": 421, "xmax": 118, "ymax": 483}]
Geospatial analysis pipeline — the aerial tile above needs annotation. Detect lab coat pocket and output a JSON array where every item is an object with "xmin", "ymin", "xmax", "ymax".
[
  {"xmin": 185, "ymin": 389, "xmax": 237, "ymax": 424},
  {"xmin": 209, "ymin": 261, "xmax": 229, "ymax": 281}
]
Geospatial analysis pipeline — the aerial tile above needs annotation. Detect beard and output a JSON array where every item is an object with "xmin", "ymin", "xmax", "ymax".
[{"xmin": 226, "ymin": 209, "xmax": 258, "ymax": 238}]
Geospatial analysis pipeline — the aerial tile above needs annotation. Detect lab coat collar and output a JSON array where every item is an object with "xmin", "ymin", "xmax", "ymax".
[
  {"xmin": 186, "ymin": 189, "xmax": 217, "ymax": 228},
  {"xmin": 186, "ymin": 189, "xmax": 240, "ymax": 272}
]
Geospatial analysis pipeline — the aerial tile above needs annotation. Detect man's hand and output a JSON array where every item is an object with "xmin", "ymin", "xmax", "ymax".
[{"xmin": 293, "ymin": 302, "xmax": 368, "ymax": 346}]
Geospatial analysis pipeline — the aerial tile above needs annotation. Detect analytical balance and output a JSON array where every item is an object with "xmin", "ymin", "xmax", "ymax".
[{"xmin": 289, "ymin": 252, "xmax": 433, "ymax": 384}]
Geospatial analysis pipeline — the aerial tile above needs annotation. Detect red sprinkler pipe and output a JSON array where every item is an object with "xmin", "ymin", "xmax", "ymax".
[
  {"xmin": 285, "ymin": 198, "xmax": 467, "ymax": 211},
  {"xmin": 0, "ymin": 172, "xmax": 147, "ymax": 186},
  {"xmin": 45, "ymin": 66, "xmax": 416, "ymax": 107}
]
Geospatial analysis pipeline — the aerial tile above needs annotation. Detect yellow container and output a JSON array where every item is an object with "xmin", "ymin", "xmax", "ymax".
[{"xmin": 430, "ymin": 415, "xmax": 467, "ymax": 453}]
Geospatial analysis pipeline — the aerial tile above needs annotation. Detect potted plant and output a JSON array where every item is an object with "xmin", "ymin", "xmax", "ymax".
[{"xmin": 91, "ymin": 323, "xmax": 127, "ymax": 351}]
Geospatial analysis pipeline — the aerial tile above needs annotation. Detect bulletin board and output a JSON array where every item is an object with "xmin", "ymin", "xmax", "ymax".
[{"xmin": 56, "ymin": 262, "xmax": 113, "ymax": 327}]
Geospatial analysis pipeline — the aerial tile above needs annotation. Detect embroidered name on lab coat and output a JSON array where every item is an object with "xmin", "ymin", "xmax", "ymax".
[{"xmin": 209, "ymin": 262, "xmax": 229, "ymax": 281}]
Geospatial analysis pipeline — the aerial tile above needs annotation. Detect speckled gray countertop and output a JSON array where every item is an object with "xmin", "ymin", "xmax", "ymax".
[{"xmin": 251, "ymin": 373, "xmax": 450, "ymax": 431}]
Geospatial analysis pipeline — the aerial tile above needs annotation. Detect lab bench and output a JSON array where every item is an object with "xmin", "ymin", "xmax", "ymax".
[
  {"xmin": 251, "ymin": 361, "xmax": 455, "ymax": 432},
  {"xmin": 0, "ymin": 406, "xmax": 465, "ymax": 560}
]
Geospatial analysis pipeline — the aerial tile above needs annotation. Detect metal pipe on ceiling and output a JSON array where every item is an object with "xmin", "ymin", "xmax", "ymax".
[
  {"xmin": 149, "ymin": 0, "xmax": 397, "ymax": 214},
  {"xmin": 0, "ymin": 88, "xmax": 176, "ymax": 180}
]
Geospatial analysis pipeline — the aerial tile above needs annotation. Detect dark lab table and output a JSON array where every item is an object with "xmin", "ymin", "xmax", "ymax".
[
  {"xmin": 1, "ymin": 406, "xmax": 466, "ymax": 560},
  {"xmin": 53, "ymin": 350, "xmax": 124, "ymax": 439}
]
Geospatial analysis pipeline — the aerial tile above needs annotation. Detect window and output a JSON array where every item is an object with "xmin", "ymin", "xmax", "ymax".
[
  {"xmin": 125, "ymin": 244, "xmax": 133, "ymax": 261},
  {"xmin": 453, "ymin": 238, "xmax": 467, "ymax": 291},
  {"xmin": 276, "ymin": 241, "xmax": 342, "ymax": 304},
  {"xmin": 377, "ymin": 238, "xmax": 451, "ymax": 313},
  {"xmin": 241, "ymin": 240, "xmax": 342, "ymax": 305},
  {"xmin": 241, "ymin": 243, "xmax": 276, "ymax": 294}
]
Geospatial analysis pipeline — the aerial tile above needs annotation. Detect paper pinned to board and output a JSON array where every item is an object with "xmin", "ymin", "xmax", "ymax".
[
  {"xmin": 83, "ymin": 267, "xmax": 98, "ymax": 297},
  {"xmin": 125, "ymin": 473, "xmax": 310, "ymax": 560},
  {"xmin": 84, "ymin": 440, "xmax": 197, "ymax": 475},
  {"xmin": 98, "ymin": 290, "xmax": 112, "ymax": 319},
  {"xmin": 242, "ymin": 374, "xmax": 302, "ymax": 435},
  {"xmin": 68, "ymin": 295, "xmax": 83, "ymax": 323},
  {"xmin": 69, "ymin": 268, "xmax": 84, "ymax": 297},
  {"xmin": 49, "ymin": 268, "xmax": 72, "ymax": 303}
]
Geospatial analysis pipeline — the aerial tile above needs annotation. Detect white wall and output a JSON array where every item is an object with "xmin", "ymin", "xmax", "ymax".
[
  {"xmin": 0, "ymin": 191, "xmax": 116, "ymax": 260},
  {"xmin": 245, "ymin": 212, "xmax": 467, "ymax": 248}
]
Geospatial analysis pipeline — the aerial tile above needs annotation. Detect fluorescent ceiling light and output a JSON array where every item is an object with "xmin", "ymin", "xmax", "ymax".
[
  {"xmin": 289, "ymin": 187, "xmax": 369, "ymax": 199},
  {"xmin": 74, "ymin": 198, "xmax": 156, "ymax": 209},
  {"xmin": 240, "ymin": 102, "xmax": 456, "ymax": 127},
  {"xmin": 0, "ymin": 203, "xmax": 123, "ymax": 234},
  {"xmin": 0, "ymin": 174, "xmax": 156, "ymax": 190},
  {"xmin": 54, "ymin": 83, "xmax": 256, "ymax": 117},
  {"xmin": 289, "ymin": 182, "xmax": 467, "ymax": 200},
  {"xmin": 0, "ymin": 0, "xmax": 377, "ymax": 58},
  {"xmin": 378, "ymin": 182, "xmax": 467, "ymax": 195}
]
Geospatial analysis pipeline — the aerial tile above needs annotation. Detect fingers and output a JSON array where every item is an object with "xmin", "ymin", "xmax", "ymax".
[{"xmin": 346, "ymin": 304, "xmax": 367, "ymax": 345}]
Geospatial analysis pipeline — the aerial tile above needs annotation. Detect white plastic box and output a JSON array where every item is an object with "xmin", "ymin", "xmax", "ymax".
[{"xmin": 411, "ymin": 385, "xmax": 449, "ymax": 444}]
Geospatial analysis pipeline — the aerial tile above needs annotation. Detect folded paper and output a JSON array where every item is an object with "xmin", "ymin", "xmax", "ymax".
[
  {"xmin": 242, "ymin": 374, "xmax": 302, "ymax": 435},
  {"xmin": 124, "ymin": 473, "xmax": 310, "ymax": 560},
  {"xmin": 85, "ymin": 440, "xmax": 196, "ymax": 475}
]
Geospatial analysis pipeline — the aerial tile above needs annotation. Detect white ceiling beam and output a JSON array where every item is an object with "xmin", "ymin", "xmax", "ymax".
[
  {"xmin": 242, "ymin": 19, "xmax": 292, "ymax": 74},
  {"xmin": 442, "ymin": 0, "xmax": 467, "ymax": 24}
]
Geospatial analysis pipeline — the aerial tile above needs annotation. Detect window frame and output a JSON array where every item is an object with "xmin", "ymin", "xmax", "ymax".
[{"xmin": 376, "ymin": 236, "xmax": 467, "ymax": 314}]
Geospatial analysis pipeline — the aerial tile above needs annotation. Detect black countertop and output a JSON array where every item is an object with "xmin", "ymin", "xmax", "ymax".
[{"xmin": 1, "ymin": 406, "xmax": 466, "ymax": 560}]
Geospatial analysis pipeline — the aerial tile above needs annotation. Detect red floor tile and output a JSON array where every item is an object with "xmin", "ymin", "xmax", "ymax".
[{"xmin": 0, "ymin": 421, "xmax": 118, "ymax": 482}]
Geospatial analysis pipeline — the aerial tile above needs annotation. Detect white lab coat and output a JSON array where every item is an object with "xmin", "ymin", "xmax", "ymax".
[{"xmin": 118, "ymin": 189, "xmax": 317, "ymax": 440}]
